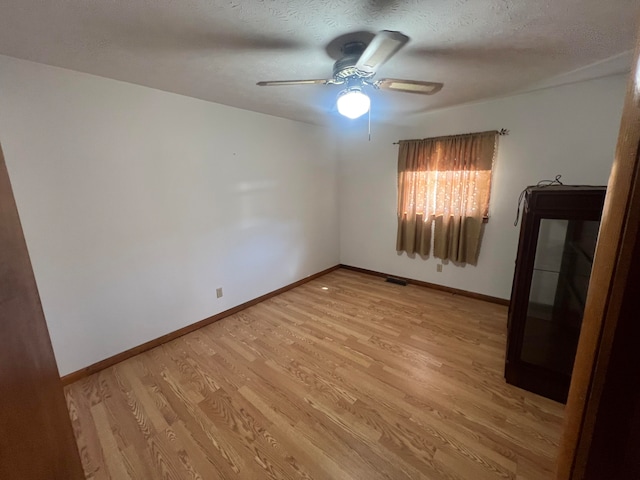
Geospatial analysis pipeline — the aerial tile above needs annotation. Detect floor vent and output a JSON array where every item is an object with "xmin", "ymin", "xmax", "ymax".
[{"xmin": 385, "ymin": 276, "xmax": 408, "ymax": 286}]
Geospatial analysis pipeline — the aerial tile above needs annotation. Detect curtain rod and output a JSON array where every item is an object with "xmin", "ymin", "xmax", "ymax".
[{"xmin": 392, "ymin": 128, "xmax": 509, "ymax": 145}]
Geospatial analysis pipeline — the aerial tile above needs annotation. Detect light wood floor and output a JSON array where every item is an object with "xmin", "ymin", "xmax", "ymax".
[{"xmin": 65, "ymin": 269, "xmax": 564, "ymax": 480}]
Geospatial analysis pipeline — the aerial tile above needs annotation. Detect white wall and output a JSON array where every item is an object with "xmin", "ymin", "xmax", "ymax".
[
  {"xmin": 0, "ymin": 52, "xmax": 628, "ymax": 374},
  {"xmin": 0, "ymin": 55, "xmax": 339, "ymax": 376},
  {"xmin": 338, "ymin": 74, "xmax": 628, "ymax": 299}
]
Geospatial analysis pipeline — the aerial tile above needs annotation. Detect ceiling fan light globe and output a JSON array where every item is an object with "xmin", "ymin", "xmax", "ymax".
[{"xmin": 336, "ymin": 90, "xmax": 370, "ymax": 119}]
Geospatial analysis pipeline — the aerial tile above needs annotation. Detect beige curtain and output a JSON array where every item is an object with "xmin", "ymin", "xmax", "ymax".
[{"xmin": 396, "ymin": 131, "xmax": 498, "ymax": 265}]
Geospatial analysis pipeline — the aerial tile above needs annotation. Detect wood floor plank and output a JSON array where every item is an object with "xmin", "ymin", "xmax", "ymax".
[{"xmin": 65, "ymin": 268, "xmax": 564, "ymax": 479}]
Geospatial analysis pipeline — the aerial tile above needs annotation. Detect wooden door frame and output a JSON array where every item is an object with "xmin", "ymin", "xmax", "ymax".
[
  {"xmin": 0, "ymin": 143, "xmax": 85, "ymax": 478},
  {"xmin": 556, "ymin": 24, "xmax": 640, "ymax": 479}
]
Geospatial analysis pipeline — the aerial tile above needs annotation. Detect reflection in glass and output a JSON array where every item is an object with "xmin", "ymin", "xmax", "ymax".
[{"xmin": 521, "ymin": 219, "xmax": 600, "ymax": 375}]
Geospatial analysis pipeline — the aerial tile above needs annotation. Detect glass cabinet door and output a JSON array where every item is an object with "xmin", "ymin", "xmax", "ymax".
[{"xmin": 520, "ymin": 218, "xmax": 600, "ymax": 375}]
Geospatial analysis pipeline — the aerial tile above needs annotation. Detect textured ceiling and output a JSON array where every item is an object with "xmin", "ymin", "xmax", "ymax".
[{"xmin": 0, "ymin": 0, "xmax": 638, "ymax": 125}]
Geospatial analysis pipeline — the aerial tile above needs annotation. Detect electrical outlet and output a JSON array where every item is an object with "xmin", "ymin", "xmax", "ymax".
[
  {"xmin": 436, "ymin": 264, "xmax": 443, "ymax": 272},
  {"xmin": 216, "ymin": 287, "xmax": 223, "ymax": 298}
]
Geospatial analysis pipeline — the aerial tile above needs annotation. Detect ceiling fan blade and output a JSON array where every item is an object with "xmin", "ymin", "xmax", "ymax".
[
  {"xmin": 257, "ymin": 79, "xmax": 331, "ymax": 86},
  {"xmin": 374, "ymin": 78, "xmax": 443, "ymax": 95},
  {"xmin": 355, "ymin": 30, "xmax": 409, "ymax": 75}
]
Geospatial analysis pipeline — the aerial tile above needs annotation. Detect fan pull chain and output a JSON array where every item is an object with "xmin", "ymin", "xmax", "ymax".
[{"xmin": 368, "ymin": 104, "xmax": 371, "ymax": 141}]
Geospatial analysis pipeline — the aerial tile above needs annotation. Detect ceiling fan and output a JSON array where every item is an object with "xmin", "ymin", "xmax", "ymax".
[{"xmin": 257, "ymin": 30, "xmax": 443, "ymax": 119}]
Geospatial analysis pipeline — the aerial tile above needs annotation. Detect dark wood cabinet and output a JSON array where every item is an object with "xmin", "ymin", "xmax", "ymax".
[{"xmin": 505, "ymin": 186, "xmax": 606, "ymax": 403}]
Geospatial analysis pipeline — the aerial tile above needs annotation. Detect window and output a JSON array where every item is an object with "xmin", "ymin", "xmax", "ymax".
[{"xmin": 396, "ymin": 130, "xmax": 498, "ymax": 265}]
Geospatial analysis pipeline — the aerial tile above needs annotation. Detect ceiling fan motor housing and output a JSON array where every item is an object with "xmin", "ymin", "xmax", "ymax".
[{"xmin": 333, "ymin": 41, "xmax": 373, "ymax": 80}]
